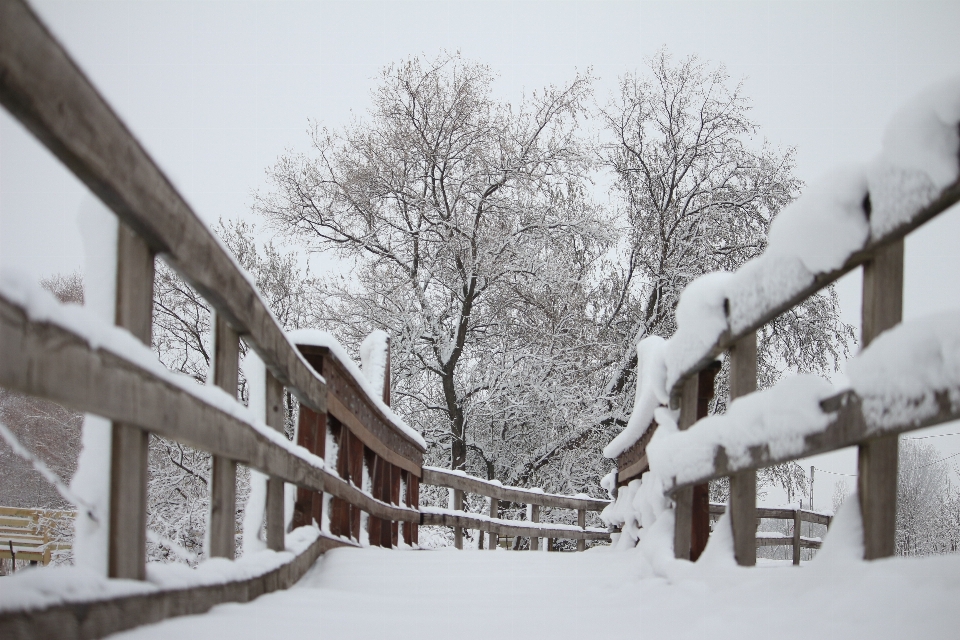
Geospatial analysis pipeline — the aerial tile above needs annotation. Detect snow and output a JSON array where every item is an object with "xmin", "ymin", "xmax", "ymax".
[
  {"xmin": 70, "ymin": 197, "xmax": 118, "ymax": 577},
  {"xmin": 0, "ymin": 525, "xmax": 325, "ymax": 614},
  {"xmin": 604, "ymin": 336, "xmax": 668, "ymax": 459},
  {"xmin": 0, "ymin": 269, "xmax": 329, "ymax": 484},
  {"xmin": 848, "ymin": 311, "xmax": 960, "ymax": 430},
  {"xmin": 359, "ymin": 329, "xmax": 390, "ymax": 400},
  {"xmin": 421, "ymin": 467, "xmax": 600, "ymax": 508},
  {"xmin": 287, "ymin": 329, "xmax": 427, "ymax": 449},
  {"xmin": 241, "ymin": 350, "xmax": 269, "ymax": 554},
  {"xmin": 664, "ymin": 271, "xmax": 733, "ymax": 391},
  {"xmin": 647, "ymin": 375, "xmax": 836, "ymax": 487},
  {"xmin": 104, "ymin": 495, "xmax": 960, "ymax": 640}
]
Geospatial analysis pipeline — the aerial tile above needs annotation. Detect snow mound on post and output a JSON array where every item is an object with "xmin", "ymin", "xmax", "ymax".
[
  {"xmin": 664, "ymin": 272, "xmax": 733, "ymax": 390},
  {"xmin": 848, "ymin": 311, "xmax": 960, "ymax": 430},
  {"xmin": 647, "ymin": 375, "xmax": 835, "ymax": 487},
  {"xmin": 287, "ymin": 329, "xmax": 426, "ymax": 448},
  {"xmin": 868, "ymin": 78, "xmax": 960, "ymax": 236},
  {"xmin": 604, "ymin": 336, "xmax": 668, "ymax": 459},
  {"xmin": 359, "ymin": 330, "xmax": 390, "ymax": 400}
]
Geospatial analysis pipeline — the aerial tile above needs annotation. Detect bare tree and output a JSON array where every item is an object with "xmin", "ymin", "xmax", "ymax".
[
  {"xmin": 599, "ymin": 50, "xmax": 855, "ymax": 500},
  {"xmin": 256, "ymin": 53, "xmax": 601, "ymax": 476},
  {"xmin": 897, "ymin": 438, "xmax": 960, "ymax": 556}
]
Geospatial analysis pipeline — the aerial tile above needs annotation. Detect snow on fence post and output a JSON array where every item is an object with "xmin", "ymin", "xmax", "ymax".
[
  {"xmin": 793, "ymin": 508, "xmax": 802, "ymax": 565},
  {"xmin": 858, "ymin": 239, "xmax": 904, "ymax": 560},
  {"xmin": 453, "ymin": 489, "xmax": 464, "ymax": 549},
  {"xmin": 728, "ymin": 331, "xmax": 758, "ymax": 567},
  {"xmin": 265, "ymin": 371, "xmax": 286, "ymax": 551},
  {"xmin": 209, "ymin": 314, "xmax": 240, "ymax": 559},
  {"xmin": 108, "ymin": 223, "xmax": 155, "ymax": 580}
]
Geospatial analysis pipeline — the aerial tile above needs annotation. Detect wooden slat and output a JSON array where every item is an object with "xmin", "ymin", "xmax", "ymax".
[
  {"xmin": 390, "ymin": 464, "xmax": 401, "ymax": 548},
  {"xmin": 792, "ymin": 510, "xmax": 802, "ymax": 565},
  {"xmin": 109, "ymin": 223, "xmax": 154, "ymax": 581},
  {"xmin": 691, "ymin": 363, "xmax": 721, "ymax": 561},
  {"xmin": 577, "ymin": 509, "xmax": 586, "ymax": 552},
  {"xmin": 664, "ymin": 181, "xmax": 960, "ymax": 408},
  {"xmin": 297, "ymin": 345, "xmax": 423, "ymax": 474},
  {"xmin": 530, "ymin": 504, "xmax": 540, "ymax": 551},
  {"xmin": 452, "ymin": 489, "xmax": 464, "ymax": 550},
  {"xmin": 488, "ymin": 497, "xmax": 499, "ymax": 550},
  {"xmin": 0, "ymin": 533, "xmax": 356, "ymax": 640},
  {"xmin": 673, "ymin": 374, "xmax": 698, "ymax": 560},
  {"xmin": 265, "ymin": 371, "xmax": 285, "ymax": 552},
  {"xmin": 858, "ymin": 239, "xmax": 903, "ymax": 560},
  {"xmin": 0, "ymin": 293, "xmax": 418, "ymax": 525},
  {"xmin": 0, "ymin": 0, "xmax": 329, "ymax": 421},
  {"xmin": 728, "ymin": 331, "xmax": 757, "ymax": 567},
  {"xmin": 420, "ymin": 468, "xmax": 609, "ymax": 511},
  {"xmin": 209, "ymin": 314, "xmax": 239, "ymax": 560},
  {"xmin": 419, "ymin": 512, "xmax": 610, "ymax": 542}
]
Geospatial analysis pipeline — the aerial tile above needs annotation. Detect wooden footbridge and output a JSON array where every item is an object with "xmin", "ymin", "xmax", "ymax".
[{"xmin": 2, "ymin": 0, "xmax": 960, "ymax": 638}]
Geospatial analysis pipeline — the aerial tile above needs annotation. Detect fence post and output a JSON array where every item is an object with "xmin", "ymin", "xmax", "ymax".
[
  {"xmin": 859, "ymin": 239, "xmax": 903, "ymax": 560},
  {"xmin": 530, "ymin": 504, "xmax": 540, "ymax": 551},
  {"xmin": 577, "ymin": 508, "xmax": 586, "ymax": 552},
  {"xmin": 109, "ymin": 224, "xmax": 154, "ymax": 580},
  {"xmin": 728, "ymin": 331, "xmax": 757, "ymax": 567},
  {"xmin": 209, "ymin": 313, "xmax": 240, "ymax": 559},
  {"xmin": 673, "ymin": 374, "xmax": 699, "ymax": 560},
  {"xmin": 488, "ymin": 497, "xmax": 499, "ymax": 549},
  {"xmin": 265, "ymin": 372, "xmax": 285, "ymax": 551},
  {"xmin": 793, "ymin": 508, "xmax": 802, "ymax": 565},
  {"xmin": 453, "ymin": 489, "xmax": 464, "ymax": 550}
]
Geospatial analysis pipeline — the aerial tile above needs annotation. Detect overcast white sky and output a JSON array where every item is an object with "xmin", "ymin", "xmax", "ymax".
[{"xmin": 2, "ymin": 0, "xmax": 960, "ymax": 506}]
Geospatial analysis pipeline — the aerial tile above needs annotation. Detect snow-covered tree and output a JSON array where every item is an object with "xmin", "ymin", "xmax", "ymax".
[
  {"xmin": 599, "ymin": 51, "xmax": 855, "ymax": 500},
  {"xmin": 256, "ymin": 52, "xmax": 604, "ymax": 482},
  {"xmin": 896, "ymin": 438, "xmax": 960, "ymax": 556}
]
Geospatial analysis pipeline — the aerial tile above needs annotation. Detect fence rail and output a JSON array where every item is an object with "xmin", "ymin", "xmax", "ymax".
[
  {"xmin": 709, "ymin": 504, "xmax": 832, "ymax": 565},
  {"xmin": 0, "ymin": 1, "xmax": 424, "ymax": 637},
  {"xmin": 421, "ymin": 467, "xmax": 610, "ymax": 551}
]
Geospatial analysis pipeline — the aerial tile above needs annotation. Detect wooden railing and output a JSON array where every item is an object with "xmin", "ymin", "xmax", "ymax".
[
  {"xmin": 709, "ymin": 504, "xmax": 832, "ymax": 565},
  {"xmin": 0, "ymin": 1, "xmax": 424, "ymax": 637},
  {"xmin": 421, "ymin": 467, "xmax": 611, "ymax": 551},
  {"xmin": 0, "ymin": 506, "xmax": 74, "ymax": 569},
  {"xmin": 612, "ymin": 91, "xmax": 960, "ymax": 565}
]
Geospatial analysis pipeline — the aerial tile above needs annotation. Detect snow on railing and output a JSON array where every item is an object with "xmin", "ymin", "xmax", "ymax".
[
  {"xmin": 421, "ymin": 467, "xmax": 611, "ymax": 551},
  {"xmin": 0, "ymin": 3, "xmax": 426, "ymax": 638},
  {"xmin": 604, "ymin": 76, "xmax": 960, "ymax": 569}
]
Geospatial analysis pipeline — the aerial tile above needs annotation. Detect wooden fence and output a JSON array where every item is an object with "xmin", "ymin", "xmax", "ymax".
[
  {"xmin": 612, "ymin": 96, "xmax": 960, "ymax": 565},
  {"xmin": 0, "ymin": 506, "xmax": 74, "ymax": 568},
  {"xmin": 0, "ymin": 1, "xmax": 422, "ymax": 636},
  {"xmin": 709, "ymin": 504, "xmax": 832, "ymax": 565},
  {"xmin": 421, "ymin": 467, "xmax": 610, "ymax": 551}
]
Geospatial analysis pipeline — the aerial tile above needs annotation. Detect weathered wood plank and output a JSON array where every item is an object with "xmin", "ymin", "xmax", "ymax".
[
  {"xmin": 420, "ymin": 468, "xmax": 608, "ymax": 512},
  {"xmin": 858, "ymin": 239, "xmax": 903, "ymax": 561},
  {"xmin": 0, "ymin": 533, "xmax": 356, "ymax": 640},
  {"xmin": 577, "ymin": 509, "xmax": 586, "ymax": 552},
  {"xmin": 265, "ymin": 371, "xmax": 285, "ymax": 552},
  {"xmin": 108, "ymin": 224, "xmax": 154, "ymax": 581},
  {"xmin": 0, "ymin": 0, "xmax": 330, "ymax": 421},
  {"xmin": 452, "ymin": 489, "xmax": 464, "ymax": 550},
  {"xmin": 792, "ymin": 510, "xmax": 802, "ymax": 565},
  {"xmin": 728, "ymin": 331, "xmax": 757, "ymax": 567},
  {"xmin": 530, "ymin": 503, "xmax": 540, "ymax": 551},
  {"xmin": 488, "ymin": 497, "xmax": 499, "ymax": 550},
  {"xmin": 296, "ymin": 345, "xmax": 423, "ymax": 474},
  {"xmin": 209, "ymin": 314, "xmax": 240, "ymax": 560},
  {"xmin": 673, "ymin": 374, "xmax": 698, "ymax": 560},
  {"xmin": 0, "ymin": 293, "xmax": 417, "ymax": 525},
  {"xmin": 420, "ymin": 512, "xmax": 610, "ymax": 542}
]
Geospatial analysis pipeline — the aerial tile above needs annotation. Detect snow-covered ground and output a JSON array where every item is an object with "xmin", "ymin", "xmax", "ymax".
[{"xmin": 109, "ymin": 537, "xmax": 960, "ymax": 639}]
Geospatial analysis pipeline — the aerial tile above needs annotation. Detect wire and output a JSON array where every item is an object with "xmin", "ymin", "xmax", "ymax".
[
  {"xmin": 919, "ymin": 451, "xmax": 960, "ymax": 468},
  {"xmin": 814, "ymin": 468, "xmax": 857, "ymax": 477},
  {"xmin": 906, "ymin": 431, "xmax": 960, "ymax": 440}
]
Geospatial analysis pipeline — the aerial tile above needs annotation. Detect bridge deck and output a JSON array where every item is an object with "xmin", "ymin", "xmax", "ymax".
[{"xmin": 108, "ymin": 545, "xmax": 960, "ymax": 640}]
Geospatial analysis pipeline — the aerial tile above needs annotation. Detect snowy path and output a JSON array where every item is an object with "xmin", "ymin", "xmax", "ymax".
[{"xmin": 109, "ymin": 546, "xmax": 960, "ymax": 640}]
